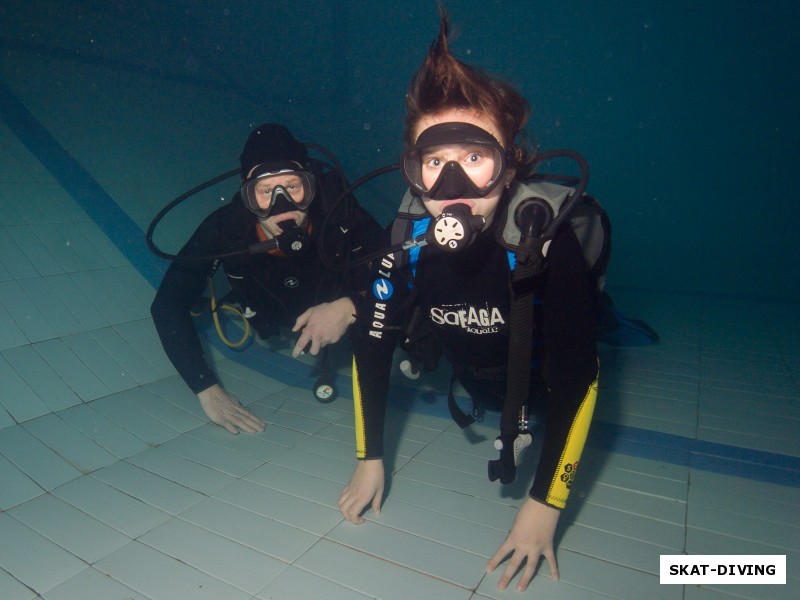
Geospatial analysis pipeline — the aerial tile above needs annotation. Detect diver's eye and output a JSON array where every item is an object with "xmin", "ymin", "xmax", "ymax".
[
  {"xmin": 424, "ymin": 157, "xmax": 442, "ymax": 168},
  {"xmin": 465, "ymin": 152, "xmax": 482, "ymax": 164}
]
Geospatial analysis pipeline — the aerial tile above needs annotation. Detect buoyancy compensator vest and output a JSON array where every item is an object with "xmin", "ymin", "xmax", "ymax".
[
  {"xmin": 390, "ymin": 178, "xmax": 611, "ymax": 485},
  {"xmin": 389, "ymin": 179, "xmax": 611, "ymax": 289}
]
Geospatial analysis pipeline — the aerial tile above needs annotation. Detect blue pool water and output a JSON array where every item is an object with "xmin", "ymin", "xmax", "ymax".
[{"xmin": 0, "ymin": 2, "xmax": 798, "ymax": 599}]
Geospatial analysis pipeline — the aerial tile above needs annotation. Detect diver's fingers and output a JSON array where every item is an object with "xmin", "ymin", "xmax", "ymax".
[
  {"xmin": 486, "ymin": 539, "xmax": 513, "ymax": 573},
  {"xmin": 221, "ymin": 421, "xmax": 239, "ymax": 435},
  {"xmin": 292, "ymin": 326, "xmax": 317, "ymax": 356},
  {"xmin": 308, "ymin": 338, "xmax": 322, "ymax": 356},
  {"xmin": 515, "ymin": 555, "xmax": 538, "ymax": 592},
  {"xmin": 338, "ymin": 488, "xmax": 366, "ymax": 524},
  {"xmin": 292, "ymin": 309, "xmax": 311, "ymax": 333},
  {"xmin": 497, "ymin": 551, "xmax": 525, "ymax": 591},
  {"xmin": 544, "ymin": 546, "xmax": 560, "ymax": 581},
  {"xmin": 231, "ymin": 406, "xmax": 266, "ymax": 433},
  {"xmin": 370, "ymin": 491, "xmax": 382, "ymax": 516}
]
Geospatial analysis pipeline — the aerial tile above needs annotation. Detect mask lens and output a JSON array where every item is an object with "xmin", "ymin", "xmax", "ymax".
[
  {"xmin": 401, "ymin": 122, "xmax": 508, "ymax": 199},
  {"xmin": 242, "ymin": 169, "xmax": 315, "ymax": 217},
  {"xmin": 410, "ymin": 144, "xmax": 503, "ymax": 194}
]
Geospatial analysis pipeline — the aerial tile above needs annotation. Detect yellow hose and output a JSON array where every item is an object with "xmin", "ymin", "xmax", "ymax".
[{"xmin": 208, "ymin": 278, "xmax": 250, "ymax": 348}]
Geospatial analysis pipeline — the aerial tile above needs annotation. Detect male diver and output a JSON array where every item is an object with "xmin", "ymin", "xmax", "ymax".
[{"xmin": 150, "ymin": 123, "xmax": 383, "ymax": 434}]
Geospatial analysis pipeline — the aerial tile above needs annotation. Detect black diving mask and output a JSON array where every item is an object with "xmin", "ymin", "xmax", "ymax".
[
  {"xmin": 402, "ymin": 122, "xmax": 510, "ymax": 200},
  {"xmin": 241, "ymin": 161, "xmax": 316, "ymax": 218}
]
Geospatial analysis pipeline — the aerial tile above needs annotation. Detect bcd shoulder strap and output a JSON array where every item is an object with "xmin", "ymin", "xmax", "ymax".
[{"xmin": 495, "ymin": 180, "xmax": 611, "ymax": 290}]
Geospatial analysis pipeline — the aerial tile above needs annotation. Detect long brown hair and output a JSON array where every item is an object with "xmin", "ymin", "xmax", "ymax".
[{"xmin": 404, "ymin": 6, "xmax": 534, "ymax": 170}]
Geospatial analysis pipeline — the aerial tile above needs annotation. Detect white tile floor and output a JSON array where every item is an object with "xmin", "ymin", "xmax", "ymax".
[{"xmin": 1, "ymin": 27, "xmax": 799, "ymax": 600}]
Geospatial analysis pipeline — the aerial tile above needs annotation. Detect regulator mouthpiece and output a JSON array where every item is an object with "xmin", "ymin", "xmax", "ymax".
[
  {"xmin": 425, "ymin": 203, "xmax": 486, "ymax": 252},
  {"xmin": 274, "ymin": 221, "xmax": 310, "ymax": 256}
]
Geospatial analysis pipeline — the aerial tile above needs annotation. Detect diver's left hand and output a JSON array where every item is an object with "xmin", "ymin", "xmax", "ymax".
[
  {"xmin": 485, "ymin": 497, "xmax": 561, "ymax": 592},
  {"xmin": 292, "ymin": 297, "xmax": 357, "ymax": 357},
  {"xmin": 339, "ymin": 458, "xmax": 385, "ymax": 524}
]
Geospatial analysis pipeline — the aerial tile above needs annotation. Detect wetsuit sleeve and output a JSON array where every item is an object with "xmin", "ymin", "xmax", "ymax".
[
  {"xmin": 530, "ymin": 226, "xmax": 599, "ymax": 508},
  {"xmin": 350, "ymin": 245, "xmax": 409, "ymax": 459},
  {"xmin": 150, "ymin": 210, "xmax": 225, "ymax": 395}
]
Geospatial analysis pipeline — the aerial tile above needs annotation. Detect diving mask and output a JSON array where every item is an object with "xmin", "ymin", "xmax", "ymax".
[
  {"xmin": 401, "ymin": 122, "xmax": 510, "ymax": 200},
  {"xmin": 241, "ymin": 161, "xmax": 316, "ymax": 218}
]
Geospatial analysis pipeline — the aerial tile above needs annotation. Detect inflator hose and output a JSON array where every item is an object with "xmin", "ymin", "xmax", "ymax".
[{"xmin": 488, "ymin": 201, "xmax": 554, "ymax": 484}]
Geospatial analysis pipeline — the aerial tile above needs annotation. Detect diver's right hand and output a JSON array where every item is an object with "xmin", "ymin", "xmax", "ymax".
[
  {"xmin": 339, "ymin": 459, "xmax": 385, "ymax": 524},
  {"xmin": 197, "ymin": 385, "xmax": 266, "ymax": 434},
  {"xmin": 291, "ymin": 297, "xmax": 357, "ymax": 357}
]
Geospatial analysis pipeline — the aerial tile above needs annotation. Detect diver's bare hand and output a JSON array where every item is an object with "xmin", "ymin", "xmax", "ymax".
[
  {"xmin": 486, "ymin": 497, "xmax": 561, "ymax": 591},
  {"xmin": 338, "ymin": 459, "xmax": 385, "ymax": 524},
  {"xmin": 197, "ymin": 384, "xmax": 265, "ymax": 434},
  {"xmin": 292, "ymin": 297, "xmax": 356, "ymax": 357}
]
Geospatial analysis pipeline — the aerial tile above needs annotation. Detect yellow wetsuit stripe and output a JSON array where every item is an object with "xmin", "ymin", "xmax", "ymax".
[
  {"xmin": 353, "ymin": 356, "xmax": 367, "ymax": 459},
  {"xmin": 546, "ymin": 373, "xmax": 599, "ymax": 509}
]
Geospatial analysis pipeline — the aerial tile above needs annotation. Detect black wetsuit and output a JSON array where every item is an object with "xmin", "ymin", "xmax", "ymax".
[
  {"xmin": 151, "ymin": 171, "xmax": 383, "ymax": 395},
  {"xmin": 351, "ymin": 195, "xmax": 599, "ymax": 509}
]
